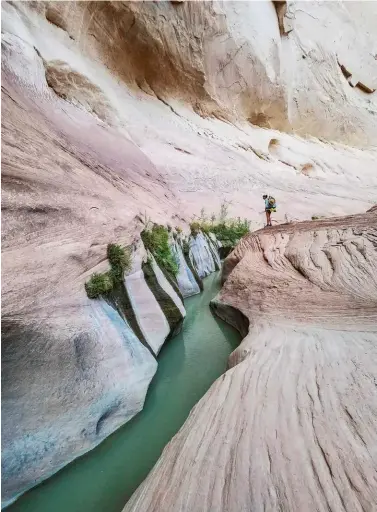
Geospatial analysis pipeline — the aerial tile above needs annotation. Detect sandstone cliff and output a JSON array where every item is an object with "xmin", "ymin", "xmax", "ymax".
[
  {"xmin": 1, "ymin": 223, "xmax": 221, "ymax": 506},
  {"xmin": 2, "ymin": 1, "xmax": 377, "ymax": 229},
  {"xmin": 124, "ymin": 207, "xmax": 377, "ymax": 512},
  {"xmin": 10, "ymin": 0, "xmax": 377, "ymax": 144},
  {"xmin": 2, "ymin": 0, "xmax": 377, "ymax": 506}
]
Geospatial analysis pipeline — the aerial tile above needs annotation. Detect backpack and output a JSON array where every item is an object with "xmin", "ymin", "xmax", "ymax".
[{"xmin": 268, "ymin": 196, "xmax": 276, "ymax": 208}]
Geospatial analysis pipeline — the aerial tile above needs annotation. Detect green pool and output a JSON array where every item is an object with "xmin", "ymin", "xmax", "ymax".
[{"xmin": 9, "ymin": 271, "xmax": 241, "ymax": 512}]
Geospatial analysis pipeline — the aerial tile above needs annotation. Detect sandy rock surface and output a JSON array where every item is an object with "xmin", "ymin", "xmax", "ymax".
[
  {"xmin": 2, "ymin": 0, "xmax": 377, "ymax": 505},
  {"xmin": 2, "ymin": 1, "xmax": 376, "ymax": 228},
  {"xmin": 124, "ymin": 207, "xmax": 377, "ymax": 512},
  {"xmin": 13, "ymin": 0, "xmax": 377, "ymax": 144}
]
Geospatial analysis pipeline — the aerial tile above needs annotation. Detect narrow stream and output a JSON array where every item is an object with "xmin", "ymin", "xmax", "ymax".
[{"xmin": 9, "ymin": 271, "xmax": 241, "ymax": 512}]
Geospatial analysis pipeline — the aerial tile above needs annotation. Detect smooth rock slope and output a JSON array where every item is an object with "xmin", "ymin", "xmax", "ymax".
[
  {"xmin": 123, "ymin": 207, "xmax": 377, "ymax": 512},
  {"xmin": 2, "ymin": 0, "xmax": 377, "ymax": 506}
]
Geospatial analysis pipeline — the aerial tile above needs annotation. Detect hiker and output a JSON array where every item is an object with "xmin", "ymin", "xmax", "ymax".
[{"xmin": 263, "ymin": 194, "xmax": 276, "ymax": 227}]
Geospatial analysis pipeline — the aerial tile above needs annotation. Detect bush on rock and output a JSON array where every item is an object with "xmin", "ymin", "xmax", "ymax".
[
  {"xmin": 85, "ymin": 244, "xmax": 132, "ymax": 299},
  {"xmin": 141, "ymin": 224, "xmax": 179, "ymax": 276},
  {"xmin": 85, "ymin": 272, "xmax": 113, "ymax": 299},
  {"xmin": 191, "ymin": 201, "xmax": 251, "ymax": 249}
]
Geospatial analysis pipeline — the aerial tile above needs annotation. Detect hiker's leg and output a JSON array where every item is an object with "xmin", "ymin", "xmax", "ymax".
[
  {"xmin": 266, "ymin": 210, "xmax": 271, "ymax": 226},
  {"xmin": 265, "ymin": 210, "xmax": 269, "ymax": 226}
]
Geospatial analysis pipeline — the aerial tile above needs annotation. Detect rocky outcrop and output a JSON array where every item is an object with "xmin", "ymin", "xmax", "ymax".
[
  {"xmin": 2, "ymin": 0, "xmax": 377, "ymax": 506},
  {"xmin": 170, "ymin": 231, "xmax": 222, "ymax": 298},
  {"xmin": 1, "ymin": 234, "xmax": 192, "ymax": 505},
  {"xmin": 123, "ymin": 207, "xmax": 377, "ymax": 512},
  {"xmin": 2, "ymin": 296, "xmax": 157, "ymax": 508},
  {"xmin": 171, "ymin": 239, "xmax": 201, "ymax": 298},
  {"xmin": 125, "ymin": 269, "xmax": 175, "ymax": 356},
  {"xmin": 44, "ymin": 59, "xmax": 117, "ymax": 125},
  {"xmin": 1, "ymin": 218, "xmax": 222, "ymax": 506},
  {"xmin": 7, "ymin": 0, "xmax": 376, "ymax": 145},
  {"xmin": 189, "ymin": 232, "xmax": 221, "ymax": 278},
  {"xmin": 2, "ymin": 1, "xmax": 376, "ymax": 230}
]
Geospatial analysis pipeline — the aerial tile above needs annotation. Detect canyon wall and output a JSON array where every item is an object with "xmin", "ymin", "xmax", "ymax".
[
  {"xmin": 2, "ymin": 0, "xmax": 377, "ymax": 505},
  {"xmin": 123, "ymin": 207, "xmax": 377, "ymax": 512},
  {"xmin": 9, "ymin": 0, "xmax": 377, "ymax": 144},
  {"xmin": 2, "ymin": 1, "xmax": 377, "ymax": 230},
  {"xmin": 1, "ymin": 223, "xmax": 221, "ymax": 506}
]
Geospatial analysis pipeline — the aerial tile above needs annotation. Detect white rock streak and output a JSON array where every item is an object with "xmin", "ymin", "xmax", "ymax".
[{"xmin": 125, "ymin": 270, "xmax": 170, "ymax": 356}]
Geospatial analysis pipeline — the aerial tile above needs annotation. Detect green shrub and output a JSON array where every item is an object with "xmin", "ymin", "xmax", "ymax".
[
  {"xmin": 190, "ymin": 201, "xmax": 250, "ymax": 249},
  {"xmin": 189, "ymin": 221, "xmax": 201, "ymax": 237},
  {"xmin": 198, "ymin": 221, "xmax": 212, "ymax": 235},
  {"xmin": 311, "ymin": 215, "xmax": 320, "ymax": 220},
  {"xmin": 107, "ymin": 243, "xmax": 131, "ymax": 282},
  {"xmin": 141, "ymin": 225, "xmax": 179, "ymax": 276},
  {"xmin": 210, "ymin": 218, "xmax": 250, "ymax": 247},
  {"xmin": 85, "ymin": 244, "xmax": 132, "ymax": 299},
  {"xmin": 85, "ymin": 272, "xmax": 113, "ymax": 299},
  {"xmin": 190, "ymin": 217, "xmax": 250, "ymax": 247}
]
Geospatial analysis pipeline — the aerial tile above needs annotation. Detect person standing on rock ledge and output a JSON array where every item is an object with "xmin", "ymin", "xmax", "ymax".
[{"xmin": 263, "ymin": 194, "xmax": 276, "ymax": 227}]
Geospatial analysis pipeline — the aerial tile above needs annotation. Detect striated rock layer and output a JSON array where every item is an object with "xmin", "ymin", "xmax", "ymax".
[
  {"xmin": 1, "ymin": 226, "xmax": 222, "ymax": 506},
  {"xmin": 2, "ymin": 0, "xmax": 377, "ymax": 505},
  {"xmin": 124, "ymin": 207, "xmax": 377, "ymax": 512},
  {"xmin": 9, "ymin": 0, "xmax": 377, "ymax": 145},
  {"xmin": 2, "ymin": 0, "xmax": 377, "ymax": 231}
]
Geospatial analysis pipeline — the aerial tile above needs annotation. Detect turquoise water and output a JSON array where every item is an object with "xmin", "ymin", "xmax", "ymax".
[{"xmin": 9, "ymin": 272, "xmax": 241, "ymax": 512}]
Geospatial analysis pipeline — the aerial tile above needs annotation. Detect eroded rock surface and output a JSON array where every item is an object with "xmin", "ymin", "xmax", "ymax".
[
  {"xmin": 189, "ymin": 232, "xmax": 219, "ymax": 278},
  {"xmin": 2, "ymin": 0, "xmax": 377, "ymax": 505},
  {"xmin": 16, "ymin": 0, "xmax": 377, "ymax": 144},
  {"xmin": 124, "ymin": 208, "xmax": 377, "ymax": 512},
  {"xmin": 171, "ymin": 239, "xmax": 201, "ymax": 298}
]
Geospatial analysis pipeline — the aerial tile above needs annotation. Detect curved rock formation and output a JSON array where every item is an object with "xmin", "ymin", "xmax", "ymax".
[
  {"xmin": 44, "ymin": 59, "xmax": 117, "ymax": 125},
  {"xmin": 123, "ymin": 207, "xmax": 377, "ymax": 512},
  {"xmin": 2, "ymin": 0, "xmax": 377, "ymax": 230},
  {"xmin": 2, "ymin": 0, "xmax": 377, "ymax": 506},
  {"xmin": 1, "ymin": 238, "xmax": 184, "ymax": 506},
  {"xmin": 171, "ymin": 239, "xmax": 201, "ymax": 298},
  {"xmin": 189, "ymin": 232, "xmax": 220, "ymax": 278},
  {"xmin": 171, "ymin": 231, "xmax": 222, "ymax": 298},
  {"xmin": 1, "ymin": 217, "xmax": 221, "ymax": 506},
  {"xmin": 2, "ymin": 296, "xmax": 158, "ymax": 508},
  {"xmin": 15, "ymin": 0, "xmax": 377, "ymax": 144}
]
